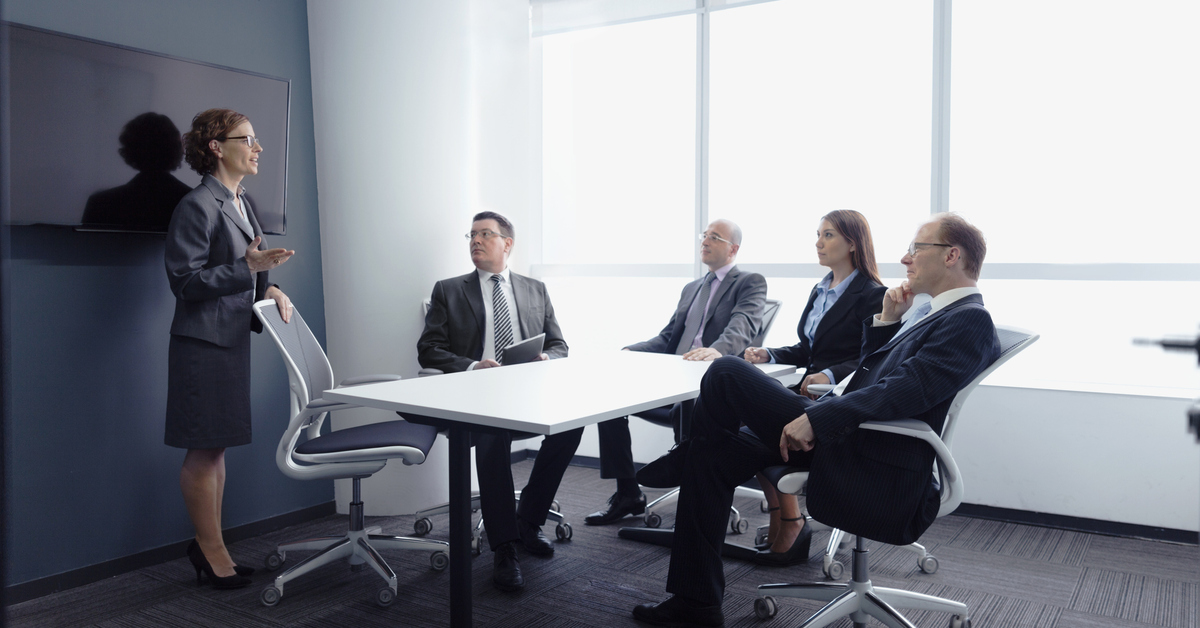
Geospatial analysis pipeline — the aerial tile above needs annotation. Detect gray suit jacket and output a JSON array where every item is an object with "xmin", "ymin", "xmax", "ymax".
[
  {"xmin": 164, "ymin": 174, "xmax": 271, "ymax": 347},
  {"xmin": 417, "ymin": 270, "xmax": 568, "ymax": 373},
  {"xmin": 625, "ymin": 266, "xmax": 767, "ymax": 356}
]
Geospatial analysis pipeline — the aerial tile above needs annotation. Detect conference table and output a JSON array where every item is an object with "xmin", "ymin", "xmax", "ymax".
[{"xmin": 324, "ymin": 351, "xmax": 795, "ymax": 627}]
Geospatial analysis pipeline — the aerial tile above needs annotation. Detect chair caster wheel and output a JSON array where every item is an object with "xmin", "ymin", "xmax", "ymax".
[
  {"xmin": 375, "ymin": 586, "xmax": 396, "ymax": 607},
  {"xmin": 551, "ymin": 500, "xmax": 561, "ymax": 512},
  {"xmin": 949, "ymin": 615, "xmax": 971, "ymax": 628},
  {"xmin": 260, "ymin": 586, "xmax": 282, "ymax": 607},
  {"xmin": 264, "ymin": 552, "xmax": 284, "ymax": 571},
  {"xmin": 556, "ymin": 522, "xmax": 573, "ymax": 541},
  {"xmin": 754, "ymin": 596, "xmax": 777, "ymax": 619},
  {"xmin": 919, "ymin": 555, "xmax": 939, "ymax": 574},
  {"xmin": 755, "ymin": 530, "xmax": 769, "ymax": 547},
  {"xmin": 824, "ymin": 560, "xmax": 845, "ymax": 580},
  {"xmin": 644, "ymin": 512, "xmax": 663, "ymax": 528},
  {"xmin": 731, "ymin": 516, "xmax": 749, "ymax": 534},
  {"xmin": 431, "ymin": 550, "xmax": 449, "ymax": 571},
  {"xmin": 414, "ymin": 517, "xmax": 433, "ymax": 536},
  {"xmin": 471, "ymin": 535, "xmax": 482, "ymax": 556}
]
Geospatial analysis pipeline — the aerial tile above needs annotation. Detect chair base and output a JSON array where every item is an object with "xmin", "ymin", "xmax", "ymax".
[
  {"xmin": 754, "ymin": 539, "xmax": 970, "ymax": 628},
  {"xmin": 262, "ymin": 478, "xmax": 449, "ymax": 606}
]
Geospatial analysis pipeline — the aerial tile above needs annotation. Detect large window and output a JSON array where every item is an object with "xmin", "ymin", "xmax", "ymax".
[
  {"xmin": 952, "ymin": 1, "xmax": 1200, "ymax": 393},
  {"xmin": 535, "ymin": 0, "xmax": 1200, "ymax": 396},
  {"xmin": 710, "ymin": 1, "xmax": 931, "ymax": 263},
  {"xmin": 541, "ymin": 15, "xmax": 696, "ymax": 266}
]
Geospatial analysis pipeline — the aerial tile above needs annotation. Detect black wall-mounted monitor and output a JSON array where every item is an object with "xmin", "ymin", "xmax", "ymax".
[{"xmin": 4, "ymin": 23, "xmax": 290, "ymax": 234}]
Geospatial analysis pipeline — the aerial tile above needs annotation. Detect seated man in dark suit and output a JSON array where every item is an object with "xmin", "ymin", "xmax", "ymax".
[
  {"xmin": 585, "ymin": 219, "xmax": 767, "ymax": 526},
  {"xmin": 631, "ymin": 213, "xmax": 1000, "ymax": 627},
  {"xmin": 413, "ymin": 211, "xmax": 583, "ymax": 592}
]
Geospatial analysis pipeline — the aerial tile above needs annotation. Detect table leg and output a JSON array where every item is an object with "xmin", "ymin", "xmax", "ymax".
[{"xmin": 448, "ymin": 425, "xmax": 472, "ymax": 628}]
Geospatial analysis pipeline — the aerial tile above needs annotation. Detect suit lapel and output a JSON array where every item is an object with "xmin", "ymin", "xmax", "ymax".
[
  {"xmin": 811, "ymin": 272, "xmax": 866, "ymax": 345},
  {"xmin": 462, "ymin": 272, "xmax": 486, "ymax": 341},
  {"xmin": 510, "ymin": 273, "xmax": 534, "ymax": 339},
  {"xmin": 703, "ymin": 266, "xmax": 738, "ymax": 325},
  {"xmin": 202, "ymin": 175, "xmax": 253, "ymax": 242}
]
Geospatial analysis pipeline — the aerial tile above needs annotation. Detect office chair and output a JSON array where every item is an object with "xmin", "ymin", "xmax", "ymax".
[
  {"xmin": 407, "ymin": 300, "xmax": 572, "ymax": 555},
  {"xmin": 752, "ymin": 325, "xmax": 1039, "ymax": 627},
  {"xmin": 252, "ymin": 300, "xmax": 450, "ymax": 608},
  {"xmin": 640, "ymin": 298, "xmax": 783, "ymax": 533}
]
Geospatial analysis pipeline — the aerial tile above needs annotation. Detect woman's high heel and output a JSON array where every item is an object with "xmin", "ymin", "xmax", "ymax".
[
  {"xmin": 187, "ymin": 540, "xmax": 254, "ymax": 577},
  {"xmin": 753, "ymin": 517, "xmax": 812, "ymax": 567},
  {"xmin": 187, "ymin": 540, "xmax": 252, "ymax": 589}
]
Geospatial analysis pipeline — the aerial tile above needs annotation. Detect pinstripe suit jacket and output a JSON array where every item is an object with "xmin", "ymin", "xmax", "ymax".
[{"xmin": 803, "ymin": 293, "xmax": 999, "ymax": 545}]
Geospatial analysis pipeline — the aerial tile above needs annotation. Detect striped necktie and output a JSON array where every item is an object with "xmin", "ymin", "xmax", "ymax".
[
  {"xmin": 490, "ymin": 274, "xmax": 514, "ymax": 364},
  {"xmin": 676, "ymin": 272, "xmax": 715, "ymax": 354}
]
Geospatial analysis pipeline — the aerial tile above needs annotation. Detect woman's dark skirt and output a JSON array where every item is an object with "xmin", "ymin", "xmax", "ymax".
[{"xmin": 165, "ymin": 334, "xmax": 253, "ymax": 449}]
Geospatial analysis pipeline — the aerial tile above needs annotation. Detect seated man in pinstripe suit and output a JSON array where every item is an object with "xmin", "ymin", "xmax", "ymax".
[{"xmin": 632, "ymin": 213, "xmax": 1001, "ymax": 627}]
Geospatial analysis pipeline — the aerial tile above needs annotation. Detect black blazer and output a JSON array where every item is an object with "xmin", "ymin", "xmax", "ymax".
[
  {"xmin": 164, "ymin": 175, "xmax": 270, "ymax": 347},
  {"xmin": 770, "ymin": 272, "xmax": 886, "ymax": 384},
  {"xmin": 417, "ymin": 270, "xmax": 568, "ymax": 373},
  {"xmin": 625, "ymin": 266, "xmax": 767, "ymax": 356},
  {"xmin": 804, "ymin": 294, "xmax": 1000, "ymax": 545}
]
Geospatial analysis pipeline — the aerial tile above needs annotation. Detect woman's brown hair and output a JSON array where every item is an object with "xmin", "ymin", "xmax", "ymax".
[
  {"xmin": 821, "ymin": 209, "xmax": 882, "ymax": 285},
  {"xmin": 182, "ymin": 108, "xmax": 248, "ymax": 175}
]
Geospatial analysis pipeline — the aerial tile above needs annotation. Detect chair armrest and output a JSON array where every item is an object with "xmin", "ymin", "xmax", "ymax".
[
  {"xmin": 338, "ymin": 374, "xmax": 402, "ymax": 387},
  {"xmin": 859, "ymin": 419, "xmax": 963, "ymax": 515},
  {"xmin": 806, "ymin": 384, "xmax": 834, "ymax": 395},
  {"xmin": 418, "ymin": 368, "xmax": 444, "ymax": 377}
]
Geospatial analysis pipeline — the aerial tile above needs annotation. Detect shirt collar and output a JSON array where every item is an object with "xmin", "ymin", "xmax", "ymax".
[
  {"xmin": 711, "ymin": 261, "xmax": 735, "ymax": 282},
  {"xmin": 928, "ymin": 286, "xmax": 982, "ymax": 316},
  {"xmin": 818, "ymin": 268, "xmax": 859, "ymax": 297},
  {"xmin": 477, "ymin": 266, "xmax": 512, "ymax": 285}
]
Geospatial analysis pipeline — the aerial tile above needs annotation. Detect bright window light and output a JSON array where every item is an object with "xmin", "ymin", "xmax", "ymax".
[
  {"xmin": 951, "ymin": 1, "xmax": 1200, "ymax": 264},
  {"xmin": 541, "ymin": 15, "xmax": 697, "ymax": 265},
  {"xmin": 710, "ymin": 0, "xmax": 933, "ymax": 264}
]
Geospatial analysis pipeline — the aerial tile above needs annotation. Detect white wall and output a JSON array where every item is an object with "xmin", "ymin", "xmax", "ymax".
[
  {"xmin": 955, "ymin": 386, "xmax": 1198, "ymax": 531},
  {"xmin": 307, "ymin": 0, "xmax": 532, "ymax": 513}
]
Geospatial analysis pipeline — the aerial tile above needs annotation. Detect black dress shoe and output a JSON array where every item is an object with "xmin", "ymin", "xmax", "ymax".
[
  {"xmin": 517, "ymin": 518, "xmax": 555, "ymax": 556},
  {"xmin": 585, "ymin": 491, "xmax": 647, "ymax": 525},
  {"xmin": 753, "ymin": 519, "xmax": 812, "ymax": 567},
  {"xmin": 635, "ymin": 441, "xmax": 690, "ymax": 489},
  {"xmin": 492, "ymin": 542, "xmax": 524, "ymax": 591},
  {"xmin": 632, "ymin": 595, "xmax": 724, "ymax": 627}
]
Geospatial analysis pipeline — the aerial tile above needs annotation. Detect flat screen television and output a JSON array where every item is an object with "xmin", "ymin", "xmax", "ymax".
[{"xmin": 4, "ymin": 23, "xmax": 290, "ymax": 234}]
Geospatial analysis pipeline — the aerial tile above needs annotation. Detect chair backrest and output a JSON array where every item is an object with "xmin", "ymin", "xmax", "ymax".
[
  {"xmin": 750, "ymin": 298, "xmax": 783, "ymax": 347},
  {"xmin": 253, "ymin": 300, "xmax": 335, "ymax": 425},
  {"xmin": 939, "ymin": 324, "xmax": 1039, "ymax": 448}
]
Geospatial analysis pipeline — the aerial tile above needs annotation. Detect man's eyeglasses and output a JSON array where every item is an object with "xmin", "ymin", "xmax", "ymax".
[
  {"xmin": 907, "ymin": 241, "xmax": 952, "ymax": 256},
  {"xmin": 465, "ymin": 230, "xmax": 508, "ymax": 241},
  {"xmin": 699, "ymin": 232, "xmax": 734, "ymax": 246},
  {"xmin": 219, "ymin": 135, "xmax": 260, "ymax": 148}
]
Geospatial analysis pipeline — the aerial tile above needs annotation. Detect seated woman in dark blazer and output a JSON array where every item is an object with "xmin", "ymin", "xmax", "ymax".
[{"xmin": 742, "ymin": 209, "xmax": 885, "ymax": 565}]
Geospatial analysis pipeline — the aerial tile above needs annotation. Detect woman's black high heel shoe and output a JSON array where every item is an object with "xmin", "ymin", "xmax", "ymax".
[
  {"xmin": 187, "ymin": 540, "xmax": 254, "ymax": 577},
  {"xmin": 753, "ymin": 517, "xmax": 812, "ymax": 567},
  {"xmin": 755, "ymin": 507, "xmax": 780, "ymax": 550},
  {"xmin": 187, "ymin": 540, "xmax": 252, "ymax": 589}
]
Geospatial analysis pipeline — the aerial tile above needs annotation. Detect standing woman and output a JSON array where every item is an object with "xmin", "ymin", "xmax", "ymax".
[
  {"xmin": 164, "ymin": 108, "xmax": 294, "ymax": 589},
  {"xmin": 742, "ymin": 209, "xmax": 886, "ymax": 565}
]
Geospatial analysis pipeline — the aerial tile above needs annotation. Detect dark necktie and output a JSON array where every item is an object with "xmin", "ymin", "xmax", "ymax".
[
  {"xmin": 491, "ymin": 274, "xmax": 514, "ymax": 364},
  {"xmin": 676, "ymin": 272, "xmax": 715, "ymax": 355}
]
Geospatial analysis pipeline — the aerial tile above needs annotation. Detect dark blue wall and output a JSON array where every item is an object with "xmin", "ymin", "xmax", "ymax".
[{"xmin": 3, "ymin": 0, "xmax": 327, "ymax": 585}]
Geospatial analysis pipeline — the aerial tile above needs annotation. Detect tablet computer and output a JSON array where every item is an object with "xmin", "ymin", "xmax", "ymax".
[{"xmin": 503, "ymin": 333, "xmax": 545, "ymax": 365}]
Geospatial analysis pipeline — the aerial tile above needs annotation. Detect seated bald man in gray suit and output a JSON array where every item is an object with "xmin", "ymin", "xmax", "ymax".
[
  {"xmin": 410, "ymin": 211, "xmax": 583, "ymax": 593},
  {"xmin": 585, "ymin": 219, "xmax": 767, "ymax": 526}
]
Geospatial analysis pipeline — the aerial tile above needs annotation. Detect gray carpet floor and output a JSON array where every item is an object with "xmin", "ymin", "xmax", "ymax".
[{"xmin": 8, "ymin": 460, "xmax": 1199, "ymax": 627}]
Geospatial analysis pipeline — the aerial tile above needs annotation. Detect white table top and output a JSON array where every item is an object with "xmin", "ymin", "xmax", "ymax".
[{"xmin": 323, "ymin": 352, "xmax": 796, "ymax": 435}]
